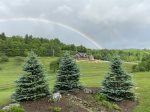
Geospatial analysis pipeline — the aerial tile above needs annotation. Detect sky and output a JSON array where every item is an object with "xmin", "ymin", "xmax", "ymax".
[{"xmin": 0, "ymin": 0, "xmax": 150, "ymax": 49}]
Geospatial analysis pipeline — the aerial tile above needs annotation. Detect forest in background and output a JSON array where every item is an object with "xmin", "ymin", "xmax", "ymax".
[{"xmin": 0, "ymin": 32, "xmax": 149, "ymax": 62}]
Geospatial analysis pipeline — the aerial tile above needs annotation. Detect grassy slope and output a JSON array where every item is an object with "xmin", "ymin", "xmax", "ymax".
[{"xmin": 0, "ymin": 57, "xmax": 149, "ymax": 112}]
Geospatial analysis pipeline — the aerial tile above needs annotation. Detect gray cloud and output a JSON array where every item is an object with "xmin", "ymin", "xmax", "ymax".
[{"xmin": 0, "ymin": 0, "xmax": 150, "ymax": 49}]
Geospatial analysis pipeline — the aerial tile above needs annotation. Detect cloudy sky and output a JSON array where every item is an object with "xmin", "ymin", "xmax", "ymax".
[{"xmin": 0, "ymin": 0, "xmax": 150, "ymax": 49}]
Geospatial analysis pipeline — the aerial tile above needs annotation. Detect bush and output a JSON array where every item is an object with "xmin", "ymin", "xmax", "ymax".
[
  {"xmin": 15, "ymin": 56, "xmax": 24, "ymax": 65},
  {"xmin": 101, "ymin": 101, "xmax": 120, "ymax": 111},
  {"xmin": 132, "ymin": 64, "xmax": 138, "ymax": 72},
  {"xmin": 9, "ymin": 106, "xmax": 25, "ymax": 112},
  {"xmin": 95, "ymin": 94, "xmax": 121, "ymax": 111},
  {"xmin": 95, "ymin": 93, "xmax": 108, "ymax": 102},
  {"xmin": 132, "ymin": 55, "xmax": 150, "ymax": 72},
  {"xmin": 49, "ymin": 58, "xmax": 60, "ymax": 73},
  {"xmin": 53, "ymin": 107, "xmax": 62, "ymax": 112},
  {"xmin": 1, "ymin": 105, "xmax": 24, "ymax": 112},
  {"xmin": 0, "ymin": 54, "xmax": 9, "ymax": 63},
  {"xmin": 48, "ymin": 106, "xmax": 62, "ymax": 112}
]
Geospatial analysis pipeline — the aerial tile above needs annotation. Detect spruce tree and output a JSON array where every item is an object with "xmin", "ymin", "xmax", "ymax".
[
  {"xmin": 101, "ymin": 56, "xmax": 135, "ymax": 102},
  {"xmin": 13, "ymin": 51, "xmax": 50, "ymax": 101},
  {"xmin": 54, "ymin": 52, "xmax": 81, "ymax": 93}
]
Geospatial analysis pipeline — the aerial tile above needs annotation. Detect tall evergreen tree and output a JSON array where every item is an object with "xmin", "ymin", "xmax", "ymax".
[
  {"xmin": 54, "ymin": 52, "xmax": 81, "ymax": 92},
  {"xmin": 13, "ymin": 51, "xmax": 50, "ymax": 101},
  {"xmin": 101, "ymin": 56, "xmax": 135, "ymax": 102}
]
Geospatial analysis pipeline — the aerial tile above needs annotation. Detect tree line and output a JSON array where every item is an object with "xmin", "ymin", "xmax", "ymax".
[{"xmin": 0, "ymin": 32, "xmax": 148, "ymax": 61}]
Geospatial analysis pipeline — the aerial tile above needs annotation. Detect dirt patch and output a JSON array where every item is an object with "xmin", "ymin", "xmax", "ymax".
[
  {"xmin": 21, "ymin": 97, "xmax": 87, "ymax": 112},
  {"xmin": 20, "ymin": 88, "xmax": 137, "ymax": 112},
  {"xmin": 117, "ymin": 100, "xmax": 138, "ymax": 112}
]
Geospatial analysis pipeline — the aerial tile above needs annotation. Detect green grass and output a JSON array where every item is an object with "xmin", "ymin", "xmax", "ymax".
[
  {"xmin": 132, "ymin": 72, "xmax": 150, "ymax": 112},
  {"xmin": 0, "ymin": 57, "xmax": 149, "ymax": 112}
]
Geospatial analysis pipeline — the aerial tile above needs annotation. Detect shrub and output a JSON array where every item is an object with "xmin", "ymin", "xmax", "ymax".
[
  {"xmin": 9, "ymin": 106, "xmax": 25, "ymax": 112},
  {"xmin": 15, "ymin": 56, "xmax": 24, "ymax": 65},
  {"xmin": 49, "ymin": 58, "xmax": 61, "ymax": 73},
  {"xmin": 95, "ymin": 94, "xmax": 121, "ymax": 111},
  {"xmin": 132, "ymin": 64, "xmax": 139, "ymax": 72},
  {"xmin": 0, "ymin": 54, "xmax": 9, "ymax": 63},
  {"xmin": 0, "ymin": 110, "xmax": 5, "ymax": 112},
  {"xmin": 53, "ymin": 107, "xmax": 62, "ymax": 112},
  {"xmin": 132, "ymin": 55, "xmax": 150, "ymax": 72},
  {"xmin": 48, "ymin": 106, "xmax": 62, "ymax": 112},
  {"xmin": 95, "ymin": 93, "xmax": 108, "ymax": 102},
  {"xmin": 101, "ymin": 101, "xmax": 120, "ymax": 110}
]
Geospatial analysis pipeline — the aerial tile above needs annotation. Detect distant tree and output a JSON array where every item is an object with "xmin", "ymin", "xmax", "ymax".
[
  {"xmin": 0, "ymin": 32, "xmax": 6, "ymax": 40},
  {"xmin": 77, "ymin": 45, "xmax": 87, "ymax": 53},
  {"xmin": 133, "ymin": 55, "xmax": 150, "ymax": 72},
  {"xmin": 54, "ymin": 52, "xmax": 82, "ymax": 93},
  {"xmin": 101, "ymin": 56, "xmax": 135, "ymax": 102},
  {"xmin": 24, "ymin": 34, "xmax": 32, "ymax": 44},
  {"xmin": 12, "ymin": 51, "xmax": 50, "ymax": 101}
]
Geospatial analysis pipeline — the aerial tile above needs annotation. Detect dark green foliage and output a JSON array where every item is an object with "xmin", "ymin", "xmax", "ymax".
[
  {"xmin": 77, "ymin": 45, "xmax": 87, "ymax": 53},
  {"xmin": 54, "ymin": 52, "xmax": 81, "ymax": 93},
  {"xmin": 50, "ymin": 58, "xmax": 61, "ymax": 73},
  {"xmin": 132, "ymin": 55, "xmax": 150, "ymax": 72},
  {"xmin": 0, "ymin": 33, "xmax": 63, "ymax": 57},
  {"xmin": 13, "ymin": 51, "xmax": 50, "ymax": 101},
  {"xmin": 0, "ymin": 32, "xmax": 6, "ymax": 40},
  {"xmin": 0, "ymin": 32, "xmax": 146, "ymax": 62},
  {"xmin": 0, "ymin": 54, "xmax": 9, "ymax": 63},
  {"xmin": 101, "ymin": 56, "xmax": 135, "ymax": 102}
]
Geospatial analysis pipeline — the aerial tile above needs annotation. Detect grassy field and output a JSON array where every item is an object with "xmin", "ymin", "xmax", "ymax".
[{"xmin": 0, "ymin": 57, "xmax": 150, "ymax": 112}]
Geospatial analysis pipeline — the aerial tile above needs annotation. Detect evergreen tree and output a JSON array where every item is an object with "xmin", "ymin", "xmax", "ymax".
[
  {"xmin": 13, "ymin": 51, "xmax": 50, "ymax": 101},
  {"xmin": 54, "ymin": 52, "xmax": 81, "ymax": 93},
  {"xmin": 101, "ymin": 56, "xmax": 135, "ymax": 102}
]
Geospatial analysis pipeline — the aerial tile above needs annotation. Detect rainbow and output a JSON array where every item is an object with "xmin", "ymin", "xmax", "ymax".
[{"xmin": 0, "ymin": 17, "xmax": 102, "ymax": 49}]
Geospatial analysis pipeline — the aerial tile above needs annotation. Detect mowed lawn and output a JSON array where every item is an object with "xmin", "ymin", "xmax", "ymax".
[{"xmin": 0, "ymin": 57, "xmax": 150, "ymax": 112}]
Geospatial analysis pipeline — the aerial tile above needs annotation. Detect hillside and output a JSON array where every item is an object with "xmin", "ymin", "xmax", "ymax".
[{"xmin": 0, "ymin": 57, "xmax": 150, "ymax": 111}]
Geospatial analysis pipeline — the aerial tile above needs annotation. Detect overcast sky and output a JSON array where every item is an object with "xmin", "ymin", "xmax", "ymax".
[{"xmin": 0, "ymin": 0, "xmax": 150, "ymax": 49}]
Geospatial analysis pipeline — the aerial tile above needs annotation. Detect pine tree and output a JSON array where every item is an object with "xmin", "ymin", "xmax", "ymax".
[
  {"xmin": 54, "ymin": 52, "xmax": 81, "ymax": 93},
  {"xmin": 13, "ymin": 51, "xmax": 50, "ymax": 101},
  {"xmin": 101, "ymin": 56, "xmax": 135, "ymax": 102}
]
